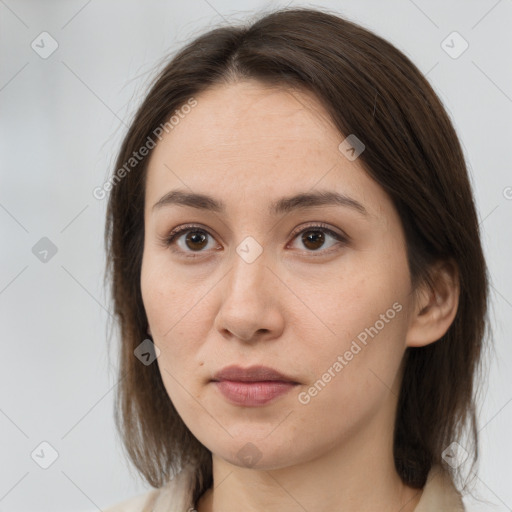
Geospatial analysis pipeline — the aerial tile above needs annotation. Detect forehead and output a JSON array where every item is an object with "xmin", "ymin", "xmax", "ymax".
[
  {"xmin": 144, "ymin": 80, "xmax": 389, "ymax": 220},
  {"xmin": 150, "ymin": 80, "xmax": 340, "ymax": 164},
  {"xmin": 193, "ymin": 80, "xmax": 337, "ymax": 137}
]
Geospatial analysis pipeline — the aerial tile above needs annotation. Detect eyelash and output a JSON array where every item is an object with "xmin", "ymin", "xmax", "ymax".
[{"xmin": 160, "ymin": 222, "xmax": 348, "ymax": 259}]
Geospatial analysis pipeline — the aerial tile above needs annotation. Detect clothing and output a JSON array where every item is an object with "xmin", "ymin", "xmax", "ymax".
[{"xmin": 103, "ymin": 463, "xmax": 465, "ymax": 511}]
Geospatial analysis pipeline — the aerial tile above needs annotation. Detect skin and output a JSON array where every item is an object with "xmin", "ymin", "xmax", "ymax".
[{"xmin": 140, "ymin": 80, "xmax": 459, "ymax": 512}]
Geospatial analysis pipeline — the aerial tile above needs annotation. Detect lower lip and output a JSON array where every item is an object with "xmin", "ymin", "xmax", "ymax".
[{"xmin": 213, "ymin": 380, "xmax": 297, "ymax": 406}]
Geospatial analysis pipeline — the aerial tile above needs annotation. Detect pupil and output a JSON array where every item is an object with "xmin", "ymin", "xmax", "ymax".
[
  {"xmin": 187, "ymin": 231, "xmax": 207, "ymax": 250},
  {"xmin": 303, "ymin": 230, "xmax": 324, "ymax": 250}
]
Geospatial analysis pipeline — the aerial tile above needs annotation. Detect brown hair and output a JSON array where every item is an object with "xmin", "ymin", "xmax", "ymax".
[{"xmin": 104, "ymin": 6, "xmax": 490, "ymax": 503}]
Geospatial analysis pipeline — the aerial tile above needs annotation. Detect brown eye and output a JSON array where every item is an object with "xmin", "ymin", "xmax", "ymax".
[
  {"xmin": 163, "ymin": 225, "xmax": 218, "ymax": 258},
  {"xmin": 183, "ymin": 230, "xmax": 209, "ymax": 251},
  {"xmin": 162, "ymin": 222, "xmax": 347, "ymax": 259},
  {"xmin": 301, "ymin": 229, "xmax": 326, "ymax": 251},
  {"xmin": 289, "ymin": 224, "xmax": 347, "ymax": 254}
]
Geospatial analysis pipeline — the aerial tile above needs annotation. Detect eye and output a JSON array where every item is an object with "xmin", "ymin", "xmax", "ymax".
[
  {"xmin": 161, "ymin": 224, "xmax": 219, "ymax": 258},
  {"xmin": 288, "ymin": 223, "xmax": 347, "ymax": 254},
  {"xmin": 161, "ymin": 222, "xmax": 347, "ymax": 259}
]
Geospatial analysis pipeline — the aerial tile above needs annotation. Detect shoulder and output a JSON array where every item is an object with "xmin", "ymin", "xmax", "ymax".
[
  {"xmin": 103, "ymin": 463, "xmax": 197, "ymax": 512},
  {"xmin": 103, "ymin": 488, "xmax": 159, "ymax": 512},
  {"xmin": 414, "ymin": 465, "xmax": 465, "ymax": 512}
]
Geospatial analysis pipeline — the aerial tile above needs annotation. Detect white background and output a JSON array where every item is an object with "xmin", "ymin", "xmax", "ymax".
[{"xmin": 0, "ymin": 0, "xmax": 511, "ymax": 510}]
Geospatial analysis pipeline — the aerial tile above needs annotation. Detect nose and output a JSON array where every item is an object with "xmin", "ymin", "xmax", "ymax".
[{"xmin": 214, "ymin": 243, "xmax": 285, "ymax": 343}]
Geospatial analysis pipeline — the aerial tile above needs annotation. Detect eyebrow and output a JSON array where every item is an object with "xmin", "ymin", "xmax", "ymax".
[{"xmin": 152, "ymin": 188, "xmax": 369, "ymax": 217}]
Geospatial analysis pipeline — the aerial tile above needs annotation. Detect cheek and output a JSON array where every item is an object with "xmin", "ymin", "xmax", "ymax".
[
  {"xmin": 294, "ymin": 299, "xmax": 408, "ymax": 438},
  {"xmin": 140, "ymin": 255, "xmax": 221, "ymax": 402},
  {"xmin": 290, "ymin": 250, "xmax": 410, "ymax": 395},
  {"xmin": 293, "ymin": 260, "xmax": 407, "ymax": 347},
  {"xmin": 141, "ymin": 249, "xmax": 203, "ymax": 336},
  {"xmin": 140, "ymin": 253, "xmax": 201, "ymax": 376}
]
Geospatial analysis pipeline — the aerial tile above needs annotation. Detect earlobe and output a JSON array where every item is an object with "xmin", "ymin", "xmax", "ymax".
[{"xmin": 405, "ymin": 259, "xmax": 460, "ymax": 348}]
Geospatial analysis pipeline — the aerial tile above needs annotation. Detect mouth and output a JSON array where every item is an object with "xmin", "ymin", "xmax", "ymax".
[{"xmin": 211, "ymin": 365, "xmax": 300, "ymax": 407}]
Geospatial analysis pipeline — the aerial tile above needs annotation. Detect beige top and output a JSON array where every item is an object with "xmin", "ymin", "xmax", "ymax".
[{"xmin": 104, "ymin": 463, "xmax": 465, "ymax": 512}]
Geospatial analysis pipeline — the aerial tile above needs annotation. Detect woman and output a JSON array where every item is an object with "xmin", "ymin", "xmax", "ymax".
[{"xmin": 103, "ymin": 6, "xmax": 489, "ymax": 511}]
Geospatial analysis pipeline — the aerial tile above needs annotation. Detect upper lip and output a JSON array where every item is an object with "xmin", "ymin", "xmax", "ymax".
[{"xmin": 212, "ymin": 365, "xmax": 298, "ymax": 383}]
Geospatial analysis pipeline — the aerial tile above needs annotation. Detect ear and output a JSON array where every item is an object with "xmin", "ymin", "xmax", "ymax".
[{"xmin": 405, "ymin": 259, "xmax": 460, "ymax": 348}]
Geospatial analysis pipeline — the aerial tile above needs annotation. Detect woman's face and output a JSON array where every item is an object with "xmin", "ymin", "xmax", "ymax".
[{"xmin": 141, "ymin": 80, "xmax": 417, "ymax": 469}]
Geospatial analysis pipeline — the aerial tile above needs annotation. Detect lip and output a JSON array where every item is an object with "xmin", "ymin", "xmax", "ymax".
[
  {"xmin": 212, "ymin": 365, "xmax": 298, "ymax": 383},
  {"xmin": 211, "ymin": 365, "xmax": 299, "ymax": 407}
]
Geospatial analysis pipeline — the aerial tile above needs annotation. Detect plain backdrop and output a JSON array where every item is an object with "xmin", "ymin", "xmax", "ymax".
[{"xmin": 0, "ymin": 0, "xmax": 511, "ymax": 510}]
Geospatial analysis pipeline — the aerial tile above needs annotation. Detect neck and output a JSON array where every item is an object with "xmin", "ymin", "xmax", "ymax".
[{"xmin": 196, "ymin": 413, "xmax": 423, "ymax": 512}]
